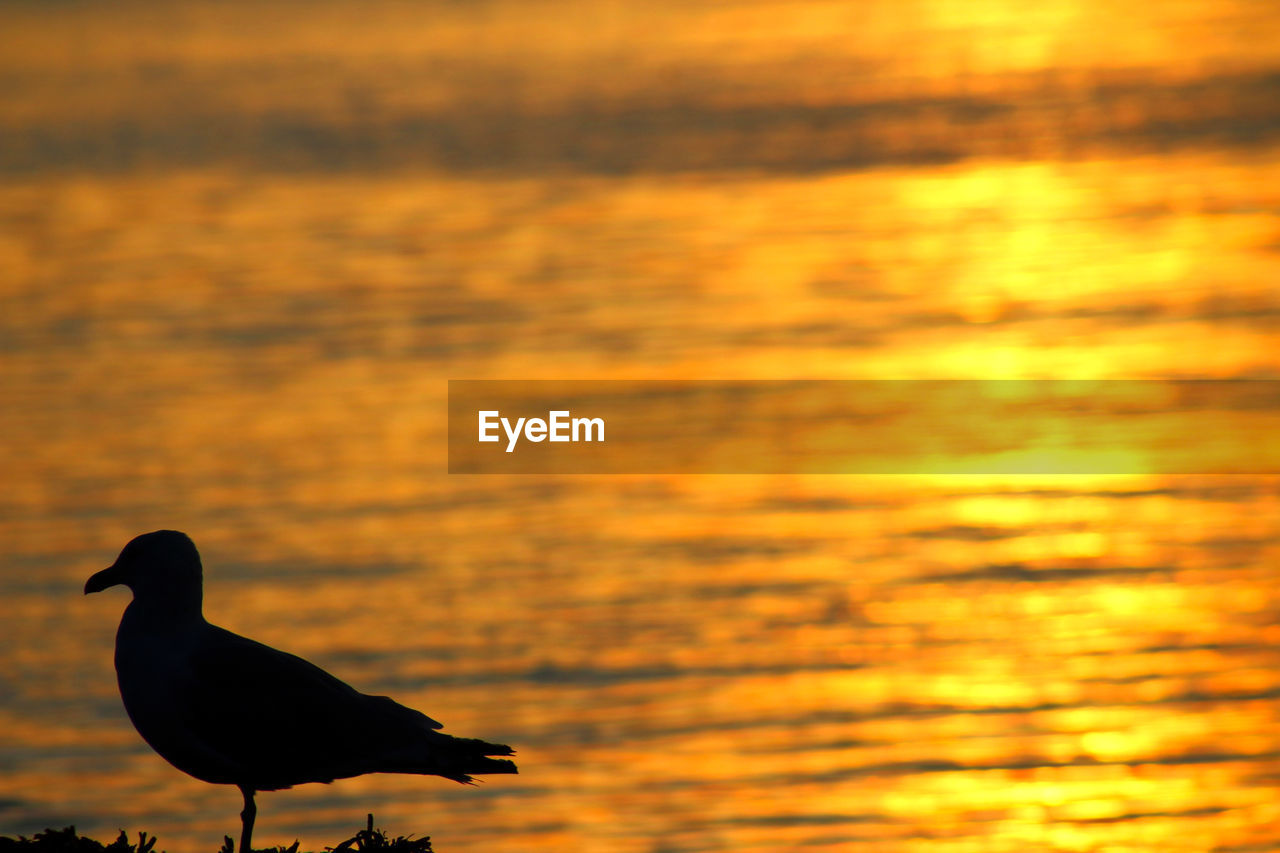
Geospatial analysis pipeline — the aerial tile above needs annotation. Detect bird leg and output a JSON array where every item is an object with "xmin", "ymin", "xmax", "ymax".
[{"xmin": 238, "ymin": 785, "xmax": 257, "ymax": 853}]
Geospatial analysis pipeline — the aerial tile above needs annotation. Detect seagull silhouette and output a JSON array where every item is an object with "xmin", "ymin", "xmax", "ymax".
[{"xmin": 85, "ymin": 530, "xmax": 517, "ymax": 853}]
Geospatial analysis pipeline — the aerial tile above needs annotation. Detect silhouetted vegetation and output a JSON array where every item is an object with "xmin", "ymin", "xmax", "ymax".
[
  {"xmin": 0, "ymin": 827, "xmax": 157, "ymax": 853},
  {"xmin": 1, "ymin": 816, "xmax": 430, "ymax": 853}
]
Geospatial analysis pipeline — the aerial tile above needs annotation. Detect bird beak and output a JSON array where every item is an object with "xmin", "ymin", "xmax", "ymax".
[{"xmin": 85, "ymin": 564, "xmax": 123, "ymax": 594}]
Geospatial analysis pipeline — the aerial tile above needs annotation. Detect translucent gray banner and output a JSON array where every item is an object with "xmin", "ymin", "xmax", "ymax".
[{"xmin": 447, "ymin": 380, "xmax": 1280, "ymax": 474}]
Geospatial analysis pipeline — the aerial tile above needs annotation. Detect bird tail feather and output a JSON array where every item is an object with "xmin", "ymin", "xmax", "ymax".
[{"xmin": 415, "ymin": 732, "xmax": 518, "ymax": 784}]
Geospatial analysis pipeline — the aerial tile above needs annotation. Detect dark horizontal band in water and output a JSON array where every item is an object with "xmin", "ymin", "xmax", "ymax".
[
  {"xmin": 5, "ymin": 70, "xmax": 1279, "ymax": 176},
  {"xmin": 447, "ymin": 380, "xmax": 1280, "ymax": 475}
]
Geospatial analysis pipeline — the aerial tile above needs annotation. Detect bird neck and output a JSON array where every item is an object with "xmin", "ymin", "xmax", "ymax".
[{"xmin": 124, "ymin": 588, "xmax": 205, "ymax": 629}]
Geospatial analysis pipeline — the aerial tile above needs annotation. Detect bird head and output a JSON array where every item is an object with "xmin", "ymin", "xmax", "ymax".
[{"xmin": 86, "ymin": 530, "xmax": 204, "ymax": 599}]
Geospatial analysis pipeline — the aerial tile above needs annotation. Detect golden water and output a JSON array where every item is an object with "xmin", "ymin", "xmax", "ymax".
[{"xmin": 2, "ymin": 1, "xmax": 1279, "ymax": 851}]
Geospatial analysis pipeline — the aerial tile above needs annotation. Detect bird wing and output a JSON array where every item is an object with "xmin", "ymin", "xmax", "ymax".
[{"xmin": 174, "ymin": 625, "xmax": 444, "ymax": 790}]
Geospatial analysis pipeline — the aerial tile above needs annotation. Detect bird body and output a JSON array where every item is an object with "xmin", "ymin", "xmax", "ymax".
[{"xmin": 86, "ymin": 530, "xmax": 516, "ymax": 851}]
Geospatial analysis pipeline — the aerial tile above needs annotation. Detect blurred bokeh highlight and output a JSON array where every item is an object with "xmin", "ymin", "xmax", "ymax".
[{"xmin": 2, "ymin": 0, "xmax": 1279, "ymax": 851}]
